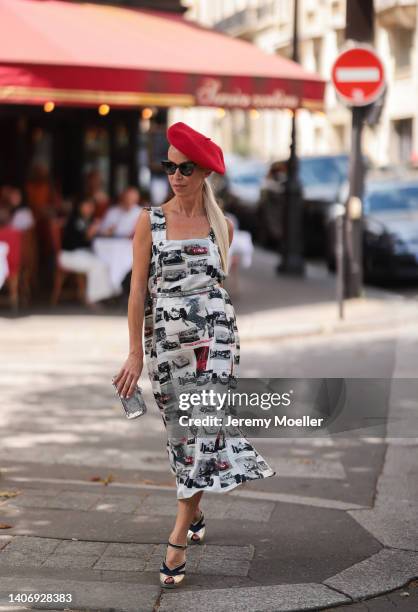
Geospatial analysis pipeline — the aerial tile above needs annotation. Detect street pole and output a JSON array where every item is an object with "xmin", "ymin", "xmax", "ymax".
[
  {"xmin": 277, "ymin": 0, "xmax": 305, "ymax": 276},
  {"xmin": 343, "ymin": 0, "xmax": 374, "ymax": 298},
  {"xmin": 344, "ymin": 106, "xmax": 366, "ymax": 297},
  {"xmin": 336, "ymin": 210, "xmax": 345, "ymax": 319}
]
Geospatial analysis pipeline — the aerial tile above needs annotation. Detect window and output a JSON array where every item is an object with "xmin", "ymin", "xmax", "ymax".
[
  {"xmin": 391, "ymin": 118, "xmax": 413, "ymax": 164},
  {"xmin": 333, "ymin": 124, "xmax": 346, "ymax": 151},
  {"xmin": 331, "ymin": 0, "xmax": 341, "ymax": 16},
  {"xmin": 313, "ymin": 37, "xmax": 323, "ymax": 73},
  {"xmin": 391, "ymin": 27, "xmax": 414, "ymax": 72},
  {"xmin": 336, "ymin": 29, "xmax": 345, "ymax": 52}
]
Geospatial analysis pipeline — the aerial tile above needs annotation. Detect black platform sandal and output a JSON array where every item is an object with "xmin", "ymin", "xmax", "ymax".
[
  {"xmin": 187, "ymin": 510, "xmax": 206, "ymax": 544},
  {"xmin": 159, "ymin": 540, "xmax": 187, "ymax": 588}
]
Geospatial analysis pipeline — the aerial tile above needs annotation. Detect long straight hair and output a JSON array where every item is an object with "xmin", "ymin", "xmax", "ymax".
[{"xmin": 202, "ymin": 180, "xmax": 229, "ymax": 275}]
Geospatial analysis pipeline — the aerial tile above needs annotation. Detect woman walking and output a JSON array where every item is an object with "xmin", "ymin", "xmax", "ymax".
[{"xmin": 113, "ymin": 122, "xmax": 275, "ymax": 588}]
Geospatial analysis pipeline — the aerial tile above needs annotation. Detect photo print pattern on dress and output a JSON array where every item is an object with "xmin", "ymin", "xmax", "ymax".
[{"xmin": 143, "ymin": 205, "xmax": 275, "ymax": 498}]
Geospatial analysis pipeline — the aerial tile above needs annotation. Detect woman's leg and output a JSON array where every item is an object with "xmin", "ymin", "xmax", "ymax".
[
  {"xmin": 165, "ymin": 491, "xmax": 204, "ymax": 572},
  {"xmin": 192, "ymin": 492, "xmax": 204, "ymax": 522}
]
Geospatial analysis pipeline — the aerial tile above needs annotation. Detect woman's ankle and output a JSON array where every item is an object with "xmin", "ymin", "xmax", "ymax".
[
  {"xmin": 193, "ymin": 507, "xmax": 202, "ymax": 521},
  {"xmin": 169, "ymin": 531, "xmax": 187, "ymax": 547}
]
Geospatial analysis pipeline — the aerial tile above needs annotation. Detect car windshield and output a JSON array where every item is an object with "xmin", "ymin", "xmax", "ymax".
[
  {"xmin": 231, "ymin": 174, "xmax": 262, "ymax": 185},
  {"xmin": 230, "ymin": 166, "xmax": 267, "ymax": 184},
  {"xmin": 364, "ymin": 183, "xmax": 418, "ymax": 213},
  {"xmin": 299, "ymin": 156, "xmax": 348, "ymax": 186}
]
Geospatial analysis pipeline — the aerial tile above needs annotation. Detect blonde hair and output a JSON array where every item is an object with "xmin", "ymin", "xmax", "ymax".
[{"xmin": 202, "ymin": 180, "xmax": 229, "ymax": 275}]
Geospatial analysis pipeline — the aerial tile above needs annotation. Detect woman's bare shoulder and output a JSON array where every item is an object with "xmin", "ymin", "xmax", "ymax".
[{"xmin": 133, "ymin": 206, "xmax": 153, "ymax": 239}]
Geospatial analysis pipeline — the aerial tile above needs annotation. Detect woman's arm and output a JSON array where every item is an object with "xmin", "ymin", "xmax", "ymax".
[
  {"xmin": 113, "ymin": 208, "xmax": 152, "ymax": 398},
  {"xmin": 128, "ymin": 209, "xmax": 152, "ymax": 356}
]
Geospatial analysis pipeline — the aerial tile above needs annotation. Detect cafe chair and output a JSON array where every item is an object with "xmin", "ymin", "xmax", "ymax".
[{"xmin": 50, "ymin": 218, "xmax": 86, "ymax": 306}]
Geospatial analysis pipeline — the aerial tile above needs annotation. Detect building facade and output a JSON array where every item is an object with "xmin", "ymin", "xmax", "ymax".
[{"xmin": 179, "ymin": 0, "xmax": 418, "ymax": 167}]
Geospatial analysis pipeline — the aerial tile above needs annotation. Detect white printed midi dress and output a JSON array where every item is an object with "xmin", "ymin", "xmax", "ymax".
[{"xmin": 143, "ymin": 205, "xmax": 275, "ymax": 499}]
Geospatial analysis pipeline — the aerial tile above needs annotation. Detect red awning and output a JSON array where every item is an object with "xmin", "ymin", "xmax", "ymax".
[{"xmin": 0, "ymin": 0, "xmax": 326, "ymax": 110}]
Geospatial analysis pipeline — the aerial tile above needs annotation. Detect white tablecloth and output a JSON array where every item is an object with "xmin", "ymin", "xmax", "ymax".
[
  {"xmin": 229, "ymin": 229, "xmax": 254, "ymax": 269},
  {"xmin": 92, "ymin": 230, "xmax": 254, "ymax": 294},
  {"xmin": 92, "ymin": 237, "xmax": 133, "ymax": 294}
]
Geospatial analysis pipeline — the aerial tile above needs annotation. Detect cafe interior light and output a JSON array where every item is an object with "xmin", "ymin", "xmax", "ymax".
[
  {"xmin": 216, "ymin": 107, "xmax": 226, "ymax": 118},
  {"xmin": 142, "ymin": 107, "xmax": 153, "ymax": 120},
  {"xmin": 98, "ymin": 104, "xmax": 110, "ymax": 116},
  {"xmin": 43, "ymin": 101, "xmax": 55, "ymax": 113},
  {"xmin": 249, "ymin": 108, "xmax": 260, "ymax": 119}
]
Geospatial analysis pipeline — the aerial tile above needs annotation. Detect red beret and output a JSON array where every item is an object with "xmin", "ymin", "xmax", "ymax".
[{"xmin": 167, "ymin": 122, "xmax": 225, "ymax": 175}]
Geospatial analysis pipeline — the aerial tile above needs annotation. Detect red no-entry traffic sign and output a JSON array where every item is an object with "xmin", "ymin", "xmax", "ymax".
[{"xmin": 331, "ymin": 46, "xmax": 385, "ymax": 107}]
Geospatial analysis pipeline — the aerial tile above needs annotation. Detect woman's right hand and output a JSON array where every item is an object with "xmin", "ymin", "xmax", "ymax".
[{"xmin": 113, "ymin": 352, "xmax": 143, "ymax": 399}]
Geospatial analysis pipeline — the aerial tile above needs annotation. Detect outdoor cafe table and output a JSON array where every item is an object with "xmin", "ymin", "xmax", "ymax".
[{"xmin": 92, "ymin": 236, "xmax": 133, "ymax": 295}]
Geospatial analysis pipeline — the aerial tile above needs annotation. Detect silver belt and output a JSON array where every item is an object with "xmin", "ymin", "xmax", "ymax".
[{"xmin": 151, "ymin": 283, "xmax": 221, "ymax": 299}]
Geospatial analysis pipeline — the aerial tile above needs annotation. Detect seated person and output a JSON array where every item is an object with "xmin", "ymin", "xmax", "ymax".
[
  {"xmin": 98, "ymin": 187, "xmax": 142, "ymax": 238},
  {"xmin": 59, "ymin": 198, "xmax": 114, "ymax": 308},
  {"xmin": 7, "ymin": 187, "xmax": 35, "ymax": 231},
  {"xmin": 0, "ymin": 207, "xmax": 22, "ymax": 302}
]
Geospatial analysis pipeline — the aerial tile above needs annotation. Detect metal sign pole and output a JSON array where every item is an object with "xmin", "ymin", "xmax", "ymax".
[
  {"xmin": 336, "ymin": 210, "xmax": 345, "ymax": 319},
  {"xmin": 344, "ymin": 106, "xmax": 365, "ymax": 298}
]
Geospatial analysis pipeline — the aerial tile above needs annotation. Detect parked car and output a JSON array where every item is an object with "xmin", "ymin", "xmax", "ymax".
[
  {"xmin": 256, "ymin": 154, "xmax": 351, "ymax": 257},
  {"xmin": 326, "ymin": 173, "xmax": 418, "ymax": 282},
  {"xmin": 209, "ymin": 153, "xmax": 269, "ymax": 233}
]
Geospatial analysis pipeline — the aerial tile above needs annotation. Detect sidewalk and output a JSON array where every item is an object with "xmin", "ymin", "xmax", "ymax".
[
  {"xmin": 228, "ymin": 247, "xmax": 418, "ymax": 342},
  {"xmin": 0, "ymin": 245, "xmax": 418, "ymax": 611}
]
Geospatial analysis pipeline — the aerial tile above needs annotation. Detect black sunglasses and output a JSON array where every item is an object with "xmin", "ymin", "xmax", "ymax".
[{"xmin": 161, "ymin": 160, "xmax": 197, "ymax": 176}]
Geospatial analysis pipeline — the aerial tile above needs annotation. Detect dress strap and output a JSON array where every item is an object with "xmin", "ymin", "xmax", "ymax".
[
  {"xmin": 208, "ymin": 228, "xmax": 216, "ymax": 244},
  {"xmin": 144, "ymin": 205, "xmax": 166, "ymax": 245}
]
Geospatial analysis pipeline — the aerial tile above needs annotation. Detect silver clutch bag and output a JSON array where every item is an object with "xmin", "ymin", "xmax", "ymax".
[{"xmin": 112, "ymin": 378, "xmax": 147, "ymax": 419}]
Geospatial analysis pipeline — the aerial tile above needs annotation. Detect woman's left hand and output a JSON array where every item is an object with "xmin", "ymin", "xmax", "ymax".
[{"xmin": 113, "ymin": 352, "xmax": 143, "ymax": 398}]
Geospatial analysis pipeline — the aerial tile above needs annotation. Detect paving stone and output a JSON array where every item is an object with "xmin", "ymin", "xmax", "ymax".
[
  {"xmin": 54, "ymin": 540, "xmax": 108, "ymax": 556},
  {"xmin": 1, "ymin": 487, "xmax": 58, "ymax": 499},
  {"xmin": 42, "ymin": 555, "xmax": 99, "ymax": 569},
  {"xmin": 93, "ymin": 556, "xmax": 146, "ymax": 571},
  {"xmin": 0, "ymin": 536, "xmax": 13, "ymax": 551},
  {"xmin": 136, "ymin": 494, "xmax": 178, "ymax": 516},
  {"xmin": 375, "ymin": 474, "xmax": 418, "ymax": 506},
  {"xmin": 198, "ymin": 557, "xmax": 251, "ymax": 576},
  {"xmin": 39, "ymin": 491, "xmax": 102, "ymax": 511},
  {"xmin": 5, "ymin": 536, "xmax": 60, "ymax": 555},
  {"xmin": 0, "ymin": 551, "xmax": 49, "ymax": 568},
  {"xmin": 159, "ymin": 583, "xmax": 350, "ymax": 611},
  {"xmin": 0, "ymin": 576, "xmax": 160, "ymax": 612},
  {"xmin": 92, "ymin": 495, "xmax": 141, "ymax": 514},
  {"xmin": 101, "ymin": 542, "xmax": 154, "ymax": 559},
  {"xmin": 199, "ymin": 544, "xmax": 254, "ymax": 561},
  {"xmin": 6, "ymin": 494, "xmax": 59, "ymax": 509},
  {"xmin": 324, "ymin": 548, "xmax": 418, "ymax": 599},
  {"xmin": 349, "ymin": 506, "xmax": 418, "ymax": 550},
  {"xmin": 8, "ymin": 491, "xmax": 102, "ymax": 512}
]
